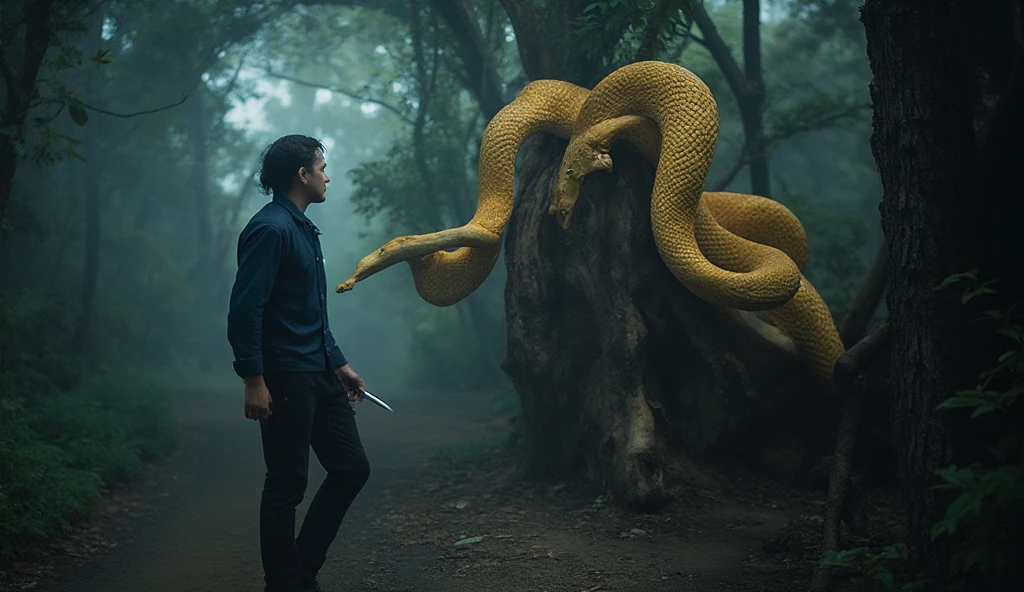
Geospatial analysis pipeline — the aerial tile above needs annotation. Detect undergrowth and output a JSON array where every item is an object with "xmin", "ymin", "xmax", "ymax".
[
  {"xmin": 821, "ymin": 270, "xmax": 1024, "ymax": 591},
  {"xmin": 0, "ymin": 294, "xmax": 178, "ymax": 561}
]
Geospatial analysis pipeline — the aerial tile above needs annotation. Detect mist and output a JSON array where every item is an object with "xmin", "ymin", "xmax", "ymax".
[{"xmin": 3, "ymin": 1, "xmax": 1018, "ymax": 591}]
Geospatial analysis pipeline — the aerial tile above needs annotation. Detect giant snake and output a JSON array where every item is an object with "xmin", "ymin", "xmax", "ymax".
[{"xmin": 336, "ymin": 61, "xmax": 845, "ymax": 381}]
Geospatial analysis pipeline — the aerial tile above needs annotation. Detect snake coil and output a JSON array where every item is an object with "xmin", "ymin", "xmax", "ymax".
[{"xmin": 337, "ymin": 61, "xmax": 845, "ymax": 380}]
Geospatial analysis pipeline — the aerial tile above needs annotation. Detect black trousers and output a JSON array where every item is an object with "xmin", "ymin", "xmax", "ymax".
[{"xmin": 258, "ymin": 369, "xmax": 370, "ymax": 592}]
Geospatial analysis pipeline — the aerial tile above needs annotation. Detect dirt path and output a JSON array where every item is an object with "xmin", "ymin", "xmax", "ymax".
[{"xmin": 3, "ymin": 383, "xmax": 866, "ymax": 592}]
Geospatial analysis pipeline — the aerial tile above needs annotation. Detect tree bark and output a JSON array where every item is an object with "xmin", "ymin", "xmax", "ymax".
[
  {"xmin": 0, "ymin": 0, "xmax": 58, "ymax": 231},
  {"xmin": 861, "ymin": 0, "xmax": 990, "ymax": 574},
  {"xmin": 72, "ymin": 12, "xmax": 104, "ymax": 355},
  {"xmin": 503, "ymin": 134, "xmax": 832, "ymax": 508}
]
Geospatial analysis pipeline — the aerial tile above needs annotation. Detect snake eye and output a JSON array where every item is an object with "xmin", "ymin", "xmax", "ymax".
[{"xmin": 566, "ymin": 168, "xmax": 573, "ymax": 176}]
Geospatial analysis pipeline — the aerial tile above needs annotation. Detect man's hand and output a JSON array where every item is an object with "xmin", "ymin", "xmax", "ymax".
[
  {"xmin": 244, "ymin": 375, "xmax": 273, "ymax": 421},
  {"xmin": 335, "ymin": 364, "xmax": 365, "ymax": 402}
]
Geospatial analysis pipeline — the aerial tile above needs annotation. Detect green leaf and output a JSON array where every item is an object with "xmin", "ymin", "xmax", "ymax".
[
  {"xmin": 931, "ymin": 488, "xmax": 984, "ymax": 538},
  {"xmin": 970, "ymin": 404, "xmax": 999, "ymax": 418},
  {"xmin": 934, "ymin": 270, "xmax": 977, "ymax": 292},
  {"xmin": 64, "ymin": 146, "xmax": 86, "ymax": 162},
  {"xmin": 89, "ymin": 49, "xmax": 112, "ymax": 65},
  {"xmin": 880, "ymin": 543, "xmax": 910, "ymax": 561},
  {"xmin": 68, "ymin": 103, "xmax": 88, "ymax": 126}
]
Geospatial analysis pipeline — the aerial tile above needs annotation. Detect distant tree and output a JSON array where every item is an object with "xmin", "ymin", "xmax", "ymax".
[{"xmin": 0, "ymin": 0, "xmax": 96, "ymax": 233}]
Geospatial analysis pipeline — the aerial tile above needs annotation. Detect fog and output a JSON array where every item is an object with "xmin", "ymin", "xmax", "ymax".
[{"xmin": 0, "ymin": 0, "xmax": 908, "ymax": 588}]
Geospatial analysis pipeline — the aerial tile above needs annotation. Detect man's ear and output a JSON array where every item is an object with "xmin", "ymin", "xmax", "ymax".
[{"xmin": 297, "ymin": 167, "xmax": 308, "ymax": 185}]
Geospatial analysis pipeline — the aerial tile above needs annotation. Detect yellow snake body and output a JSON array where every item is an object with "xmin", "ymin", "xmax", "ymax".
[
  {"xmin": 337, "ymin": 80, "xmax": 589, "ymax": 307},
  {"xmin": 339, "ymin": 61, "xmax": 845, "ymax": 380}
]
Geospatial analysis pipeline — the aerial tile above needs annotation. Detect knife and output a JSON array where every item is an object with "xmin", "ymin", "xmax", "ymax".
[{"xmin": 359, "ymin": 389, "xmax": 394, "ymax": 412}]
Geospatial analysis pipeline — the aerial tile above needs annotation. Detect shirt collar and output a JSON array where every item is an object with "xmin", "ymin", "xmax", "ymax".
[{"xmin": 272, "ymin": 194, "xmax": 321, "ymax": 234}]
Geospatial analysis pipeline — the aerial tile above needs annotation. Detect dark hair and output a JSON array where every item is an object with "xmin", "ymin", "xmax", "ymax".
[{"xmin": 256, "ymin": 134, "xmax": 327, "ymax": 195}]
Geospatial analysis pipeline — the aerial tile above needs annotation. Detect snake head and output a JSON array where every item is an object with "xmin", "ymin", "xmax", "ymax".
[{"xmin": 550, "ymin": 138, "xmax": 613, "ymax": 230}]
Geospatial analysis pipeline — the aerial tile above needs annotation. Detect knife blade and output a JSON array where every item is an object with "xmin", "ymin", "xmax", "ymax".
[{"xmin": 359, "ymin": 389, "xmax": 394, "ymax": 412}]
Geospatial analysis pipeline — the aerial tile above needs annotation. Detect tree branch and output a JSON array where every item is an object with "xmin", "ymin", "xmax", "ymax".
[
  {"xmin": 765, "ymin": 102, "xmax": 872, "ymax": 149},
  {"xmin": 838, "ymin": 238, "xmax": 889, "ymax": 347},
  {"xmin": 691, "ymin": 4, "xmax": 751, "ymax": 102},
  {"xmin": 262, "ymin": 70, "xmax": 415, "ymax": 124},
  {"xmin": 498, "ymin": 0, "xmax": 551, "ymax": 80},
  {"xmin": 82, "ymin": 93, "xmax": 190, "ymax": 118},
  {"xmin": 812, "ymin": 318, "xmax": 891, "ymax": 592},
  {"xmin": 428, "ymin": 0, "xmax": 506, "ymax": 118},
  {"xmin": 709, "ymin": 147, "xmax": 750, "ymax": 191},
  {"xmin": 217, "ymin": 50, "xmax": 248, "ymax": 102}
]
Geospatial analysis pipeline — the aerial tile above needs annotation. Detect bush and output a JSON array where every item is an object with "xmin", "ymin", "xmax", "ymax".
[
  {"xmin": 0, "ymin": 398, "xmax": 104, "ymax": 560},
  {"xmin": 0, "ymin": 294, "xmax": 178, "ymax": 561},
  {"xmin": 820, "ymin": 271, "xmax": 1024, "ymax": 591}
]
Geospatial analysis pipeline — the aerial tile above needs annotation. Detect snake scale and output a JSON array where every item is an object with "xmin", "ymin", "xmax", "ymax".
[{"xmin": 336, "ymin": 61, "xmax": 845, "ymax": 381}]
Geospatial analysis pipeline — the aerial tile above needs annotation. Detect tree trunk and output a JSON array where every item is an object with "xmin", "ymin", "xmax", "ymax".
[
  {"xmin": 740, "ymin": 0, "xmax": 769, "ymax": 196},
  {"xmin": 188, "ymin": 85, "xmax": 212, "ymax": 276},
  {"xmin": 692, "ymin": 3, "xmax": 770, "ymax": 196},
  {"xmin": 861, "ymin": 0, "xmax": 993, "ymax": 574},
  {"xmin": 73, "ymin": 15, "xmax": 105, "ymax": 354},
  {"xmin": 0, "ymin": 0, "xmax": 58, "ymax": 232},
  {"xmin": 503, "ymin": 134, "xmax": 832, "ymax": 509}
]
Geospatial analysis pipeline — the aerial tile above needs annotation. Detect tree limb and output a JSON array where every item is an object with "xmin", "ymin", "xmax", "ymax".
[
  {"xmin": 709, "ymin": 147, "xmax": 750, "ymax": 191},
  {"xmin": 428, "ymin": 0, "xmax": 506, "ymax": 118},
  {"xmin": 812, "ymin": 318, "xmax": 891, "ymax": 592},
  {"xmin": 82, "ymin": 93, "xmax": 190, "ymax": 118},
  {"xmin": 217, "ymin": 50, "xmax": 248, "ymax": 102},
  {"xmin": 498, "ymin": 0, "xmax": 552, "ymax": 80},
  {"xmin": 262, "ymin": 70, "xmax": 415, "ymax": 124},
  {"xmin": 765, "ymin": 102, "xmax": 872, "ymax": 150},
  {"xmin": 838, "ymin": 238, "xmax": 889, "ymax": 347},
  {"xmin": 691, "ymin": 4, "xmax": 751, "ymax": 103}
]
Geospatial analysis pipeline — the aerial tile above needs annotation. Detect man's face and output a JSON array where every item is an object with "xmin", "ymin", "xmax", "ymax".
[{"xmin": 301, "ymin": 151, "xmax": 330, "ymax": 203}]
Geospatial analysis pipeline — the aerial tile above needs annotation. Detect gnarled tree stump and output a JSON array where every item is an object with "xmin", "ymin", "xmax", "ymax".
[{"xmin": 502, "ymin": 133, "xmax": 836, "ymax": 510}]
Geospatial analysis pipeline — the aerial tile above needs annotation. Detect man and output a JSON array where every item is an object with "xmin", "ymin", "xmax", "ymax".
[{"xmin": 227, "ymin": 134, "xmax": 371, "ymax": 592}]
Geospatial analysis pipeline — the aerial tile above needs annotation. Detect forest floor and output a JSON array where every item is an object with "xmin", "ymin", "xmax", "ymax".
[{"xmin": 0, "ymin": 381, "xmax": 904, "ymax": 592}]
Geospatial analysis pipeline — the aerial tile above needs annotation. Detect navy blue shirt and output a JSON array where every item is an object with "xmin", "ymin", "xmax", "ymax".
[{"xmin": 227, "ymin": 194, "xmax": 347, "ymax": 379}]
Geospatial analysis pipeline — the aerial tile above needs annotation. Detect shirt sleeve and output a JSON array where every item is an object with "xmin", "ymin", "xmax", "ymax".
[
  {"xmin": 325, "ymin": 326, "xmax": 348, "ymax": 368},
  {"xmin": 227, "ymin": 222, "xmax": 283, "ymax": 378}
]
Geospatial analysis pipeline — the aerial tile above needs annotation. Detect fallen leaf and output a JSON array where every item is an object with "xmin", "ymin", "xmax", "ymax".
[{"xmin": 454, "ymin": 536, "xmax": 485, "ymax": 546}]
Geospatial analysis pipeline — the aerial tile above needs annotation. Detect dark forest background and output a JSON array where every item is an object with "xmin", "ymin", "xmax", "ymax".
[{"xmin": 1, "ymin": 1, "xmax": 1020, "ymax": 590}]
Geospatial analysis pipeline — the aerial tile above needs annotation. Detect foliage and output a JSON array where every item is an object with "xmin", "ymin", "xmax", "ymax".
[
  {"xmin": 820, "ymin": 544, "xmax": 928, "ymax": 591},
  {"xmin": 0, "ymin": 0, "xmax": 111, "ymax": 166},
  {"xmin": 572, "ymin": 0, "xmax": 700, "ymax": 80},
  {"xmin": 819, "ymin": 270, "xmax": 1024, "ymax": 591},
  {"xmin": 0, "ymin": 295, "xmax": 178, "ymax": 561},
  {"xmin": 928, "ymin": 271, "xmax": 1024, "ymax": 589}
]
